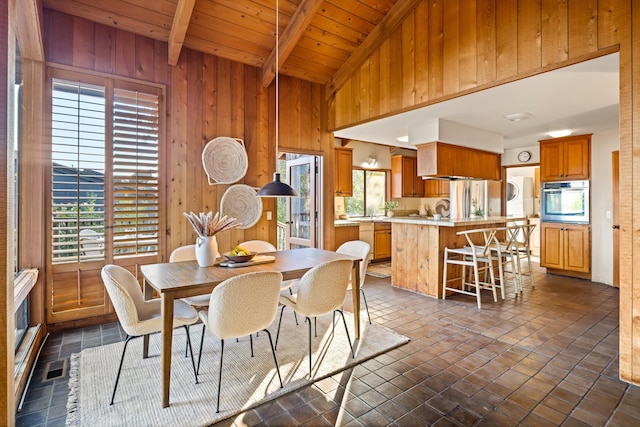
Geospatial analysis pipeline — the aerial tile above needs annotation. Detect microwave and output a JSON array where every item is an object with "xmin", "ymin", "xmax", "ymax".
[{"xmin": 541, "ymin": 181, "xmax": 590, "ymax": 223}]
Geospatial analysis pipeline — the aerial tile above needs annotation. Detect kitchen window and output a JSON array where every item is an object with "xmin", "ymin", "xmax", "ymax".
[{"xmin": 345, "ymin": 169, "xmax": 388, "ymax": 217}]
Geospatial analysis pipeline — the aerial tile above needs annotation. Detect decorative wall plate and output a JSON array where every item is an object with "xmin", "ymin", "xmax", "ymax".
[
  {"xmin": 435, "ymin": 199, "xmax": 450, "ymax": 218},
  {"xmin": 220, "ymin": 184, "xmax": 262, "ymax": 229},
  {"xmin": 201, "ymin": 137, "xmax": 248, "ymax": 184}
]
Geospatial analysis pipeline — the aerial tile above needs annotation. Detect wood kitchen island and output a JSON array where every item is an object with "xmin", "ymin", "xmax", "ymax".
[{"xmin": 385, "ymin": 216, "xmax": 526, "ymax": 298}]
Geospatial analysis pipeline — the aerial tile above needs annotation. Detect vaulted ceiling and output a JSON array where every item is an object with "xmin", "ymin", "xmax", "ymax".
[{"xmin": 41, "ymin": 0, "xmax": 418, "ymax": 96}]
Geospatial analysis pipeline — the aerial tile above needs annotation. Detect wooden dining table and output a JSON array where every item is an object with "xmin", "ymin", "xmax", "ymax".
[{"xmin": 140, "ymin": 247, "xmax": 362, "ymax": 408}]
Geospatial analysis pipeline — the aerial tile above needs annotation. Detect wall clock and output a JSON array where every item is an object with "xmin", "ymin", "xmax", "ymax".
[{"xmin": 517, "ymin": 150, "xmax": 532, "ymax": 163}]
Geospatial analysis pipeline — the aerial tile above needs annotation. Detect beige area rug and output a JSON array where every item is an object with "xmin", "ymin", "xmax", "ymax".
[
  {"xmin": 66, "ymin": 312, "xmax": 408, "ymax": 427},
  {"xmin": 366, "ymin": 262, "xmax": 392, "ymax": 278}
]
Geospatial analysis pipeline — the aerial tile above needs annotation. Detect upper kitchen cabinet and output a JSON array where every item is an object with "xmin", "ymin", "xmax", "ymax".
[
  {"xmin": 334, "ymin": 147, "xmax": 353, "ymax": 197},
  {"xmin": 417, "ymin": 142, "xmax": 500, "ymax": 181},
  {"xmin": 539, "ymin": 134, "xmax": 591, "ymax": 181},
  {"xmin": 391, "ymin": 155, "xmax": 423, "ymax": 198},
  {"xmin": 423, "ymin": 180, "xmax": 450, "ymax": 198}
]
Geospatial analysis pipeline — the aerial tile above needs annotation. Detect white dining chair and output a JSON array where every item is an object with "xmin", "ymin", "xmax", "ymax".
[
  {"xmin": 101, "ymin": 264, "xmax": 199, "ymax": 405},
  {"xmin": 240, "ymin": 240, "xmax": 298, "ymax": 325},
  {"xmin": 275, "ymin": 259, "xmax": 355, "ymax": 373},
  {"xmin": 336, "ymin": 240, "xmax": 372, "ymax": 323},
  {"xmin": 195, "ymin": 271, "xmax": 284, "ymax": 413},
  {"xmin": 170, "ymin": 245, "xmax": 219, "ymax": 309}
]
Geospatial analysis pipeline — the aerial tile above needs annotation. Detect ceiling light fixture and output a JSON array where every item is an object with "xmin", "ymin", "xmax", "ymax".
[
  {"xmin": 547, "ymin": 129, "xmax": 573, "ymax": 138},
  {"xmin": 504, "ymin": 112, "xmax": 533, "ymax": 122},
  {"xmin": 257, "ymin": 0, "xmax": 297, "ymax": 198},
  {"xmin": 397, "ymin": 135, "xmax": 409, "ymax": 143}
]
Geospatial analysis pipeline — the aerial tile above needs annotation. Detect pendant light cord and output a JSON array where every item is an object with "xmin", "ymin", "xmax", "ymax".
[{"xmin": 275, "ymin": 0, "xmax": 279, "ymax": 163}]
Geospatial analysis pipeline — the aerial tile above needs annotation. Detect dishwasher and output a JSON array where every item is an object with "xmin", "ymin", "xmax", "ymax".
[{"xmin": 358, "ymin": 222, "xmax": 375, "ymax": 262}]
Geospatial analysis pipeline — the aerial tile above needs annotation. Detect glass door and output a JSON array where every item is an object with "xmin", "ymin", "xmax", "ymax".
[{"xmin": 285, "ymin": 156, "xmax": 317, "ymax": 249}]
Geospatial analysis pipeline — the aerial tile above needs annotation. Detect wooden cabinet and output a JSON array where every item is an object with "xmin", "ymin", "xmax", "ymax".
[
  {"xmin": 373, "ymin": 222, "xmax": 391, "ymax": 260},
  {"xmin": 541, "ymin": 222, "xmax": 590, "ymax": 274},
  {"xmin": 333, "ymin": 224, "xmax": 359, "ymax": 251},
  {"xmin": 539, "ymin": 134, "xmax": 590, "ymax": 181},
  {"xmin": 334, "ymin": 147, "xmax": 353, "ymax": 196},
  {"xmin": 391, "ymin": 155, "xmax": 423, "ymax": 197},
  {"xmin": 416, "ymin": 142, "xmax": 500, "ymax": 180},
  {"xmin": 423, "ymin": 179, "xmax": 450, "ymax": 198}
]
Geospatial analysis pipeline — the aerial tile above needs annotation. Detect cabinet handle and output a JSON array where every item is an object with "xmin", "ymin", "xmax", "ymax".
[{"xmin": 613, "ymin": 225, "xmax": 620, "ymax": 229}]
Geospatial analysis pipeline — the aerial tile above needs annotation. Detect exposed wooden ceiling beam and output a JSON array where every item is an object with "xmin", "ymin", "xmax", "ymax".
[
  {"xmin": 324, "ymin": 0, "xmax": 421, "ymax": 100},
  {"xmin": 14, "ymin": 0, "xmax": 45, "ymax": 61},
  {"xmin": 168, "ymin": 0, "xmax": 196, "ymax": 66},
  {"xmin": 261, "ymin": 0, "xmax": 324, "ymax": 87}
]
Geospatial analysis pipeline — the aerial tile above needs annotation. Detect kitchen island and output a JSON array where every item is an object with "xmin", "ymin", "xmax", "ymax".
[{"xmin": 385, "ymin": 216, "xmax": 526, "ymax": 298}]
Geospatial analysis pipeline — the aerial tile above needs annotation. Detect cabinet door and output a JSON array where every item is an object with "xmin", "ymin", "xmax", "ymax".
[
  {"xmin": 564, "ymin": 138, "xmax": 590, "ymax": 180},
  {"xmin": 334, "ymin": 148, "xmax": 352, "ymax": 196},
  {"xmin": 541, "ymin": 223, "xmax": 563, "ymax": 269},
  {"xmin": 374, "ymin": 230, "xmax": 391, "ymax": 259},
  {"xmin": 540, "ymin": 141, "xmax": 565, "ymax": 181},
  {"xmin": 392, "ymin": 156, "xmax": 421, "ymax": 197},
  {"xmin": 564, "ymin": 225, "xmax": 590, "ymax": 273}
]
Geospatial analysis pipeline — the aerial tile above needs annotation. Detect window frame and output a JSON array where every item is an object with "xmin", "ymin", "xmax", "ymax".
[
  {"xmin": 44, "ymin": 66, "xmax": 166, "ymax": 323},
  {"xmin": 345, "ymin": 168, "xmax": 390, "ymax": 217}
]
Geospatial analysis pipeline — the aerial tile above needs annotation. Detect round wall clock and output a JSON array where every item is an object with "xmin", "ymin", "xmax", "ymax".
[{"xmin": 517, "ymin": 150, "xmax": 532, "ymax": 163}]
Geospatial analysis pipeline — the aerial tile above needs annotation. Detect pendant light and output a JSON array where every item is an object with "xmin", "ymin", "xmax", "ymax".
[{"xmin": 257, "ymin": 0, "xmax": 297, "ymax": 197}]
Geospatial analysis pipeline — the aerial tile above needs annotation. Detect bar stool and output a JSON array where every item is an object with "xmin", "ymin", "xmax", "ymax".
[
  {"xmin": 511, "ymin": 223, "xmax": 536, "ymax": 290},
  {"xmin": 489, "ymin": 226, "xmax": 523, "ymax": 294},
  {"xmin": 442, "ymin": 228, "xmax": 499, "ymax": 309}
]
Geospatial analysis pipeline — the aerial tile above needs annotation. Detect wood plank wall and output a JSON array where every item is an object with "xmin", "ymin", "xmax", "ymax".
[
  {"xmin": 39, "ymin": 8, "xmax": 333, "ymax": 257},
  {"xmin": 330, "ymin": 0, "xmax": 639, "ymax": 385}
]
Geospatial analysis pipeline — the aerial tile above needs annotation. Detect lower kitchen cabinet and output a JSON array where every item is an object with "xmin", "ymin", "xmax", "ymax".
[
  {"xmin": 374, "ymin": 223, "xmax": 391, "ymax": 260},
  {"xmin": 541, "ymin": 222, "xmax": 590, "ymax": 274},
  {"xmin": 334, "ymin": 224, "xmax": 359, "ymax": 251}
]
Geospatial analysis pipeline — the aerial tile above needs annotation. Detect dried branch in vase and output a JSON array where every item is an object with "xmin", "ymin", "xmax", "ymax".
[{"xmin": 183, "ymin": 211, "xmax": 242, "ymax": 238}]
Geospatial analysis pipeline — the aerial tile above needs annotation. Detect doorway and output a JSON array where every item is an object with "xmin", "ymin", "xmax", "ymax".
[
  {"xmin": 504, "ymin": 164, "xmax": 541, "ymax": 260},
  {"xmin": 276, "ymin": 153, "xmax": 323, "ymax": 250}
]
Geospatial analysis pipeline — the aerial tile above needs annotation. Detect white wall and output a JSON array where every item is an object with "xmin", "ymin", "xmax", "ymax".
[
  {"xmin": 591, "ymin": 128, "xmax": 619, "ymax": 285},
  {"xmin": 502, "ymin": 145, "xmax": 540, "ymax": 165}
]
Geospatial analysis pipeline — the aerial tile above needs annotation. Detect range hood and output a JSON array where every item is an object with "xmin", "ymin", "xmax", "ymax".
[{"xmin": 417, "ymin": 142, "xmax": 501, "ymax": 181}]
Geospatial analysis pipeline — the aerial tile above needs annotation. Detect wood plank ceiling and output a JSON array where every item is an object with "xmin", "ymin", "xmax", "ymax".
[{"xmin": 41, "ymin": 0, "xmax": 406, "ymax": 92}]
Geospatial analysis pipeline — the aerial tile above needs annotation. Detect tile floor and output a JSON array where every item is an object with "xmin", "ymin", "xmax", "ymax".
[{"xmin": 16, "ymin": 263, "xmax": 640, "ymax": 426}]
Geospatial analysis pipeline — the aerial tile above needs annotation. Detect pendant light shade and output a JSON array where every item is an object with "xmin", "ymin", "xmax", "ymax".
[
  {"xmin": 256, "ymin": 173, "xmax": 297, "ymax": 197},
  {"xmin": 256, "ymin": 0, "xmax": 297, "ymax": 198}
]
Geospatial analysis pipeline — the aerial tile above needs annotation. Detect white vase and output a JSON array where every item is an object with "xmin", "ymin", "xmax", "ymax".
[
  {"xmin": 195, "ymin": 235, "xmax": 218, "ymax": 267},
  {"xmin": 386, "ymin": 211, "xmax": 394, "ymax": 217}
]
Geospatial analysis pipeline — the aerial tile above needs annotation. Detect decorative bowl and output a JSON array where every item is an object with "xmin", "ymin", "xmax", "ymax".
[{"xmin": 224, "ymin": 251, "xmax": 257, "ymax": 263}]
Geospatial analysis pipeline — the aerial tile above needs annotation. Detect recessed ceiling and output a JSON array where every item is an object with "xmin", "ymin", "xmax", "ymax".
[{"xmin": 334, "ymin": 53, "xmax": 620, "ymax": 151}]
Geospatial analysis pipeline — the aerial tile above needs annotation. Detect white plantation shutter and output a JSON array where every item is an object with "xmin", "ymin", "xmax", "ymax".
[
  {"xmin": 51, "ymin": 79, "xmax": 106, "ymax": 263},
  {"xmin": 112, "ymin": 88, "xmax": 160, "ymax": 257}
]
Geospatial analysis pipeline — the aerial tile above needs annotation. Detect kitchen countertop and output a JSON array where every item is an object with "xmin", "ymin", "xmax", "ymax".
[
  {"xmin": 384, "ymin": 215, "xmax": 528, "ymax": 227},
  {"xmin": 334, "ymin": 220, "xmax": 359, "ymax": 227}
]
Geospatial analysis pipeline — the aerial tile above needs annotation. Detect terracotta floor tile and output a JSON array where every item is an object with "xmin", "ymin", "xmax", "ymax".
[{"xmin": 18, "ymin": 267, "xmax": 640, "ymax": 426}]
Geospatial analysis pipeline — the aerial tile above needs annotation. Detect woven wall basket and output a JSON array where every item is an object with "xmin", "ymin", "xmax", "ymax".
[
  {"xmin": 220, "ymin": 184, "xmax": 263, "ymax": 229},
  {"xmin": 201, "ymin": 137, "xmax": 248, "ymax": 185}
]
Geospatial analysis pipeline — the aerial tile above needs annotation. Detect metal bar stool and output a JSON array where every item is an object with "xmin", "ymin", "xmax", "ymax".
[{"xmin": 442, "ymin": 228, "xmax": 499, "ymax": 309}]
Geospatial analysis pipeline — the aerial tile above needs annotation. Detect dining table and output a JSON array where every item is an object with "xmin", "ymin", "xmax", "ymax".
[{"xmin": 140, "ymin": 247, "xmax": 362, "ymax": 408}]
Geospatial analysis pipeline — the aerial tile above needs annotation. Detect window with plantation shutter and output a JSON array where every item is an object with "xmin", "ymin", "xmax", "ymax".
[
  {"xmin": 112, "ymin": 88, "xmax": 159, "ymax": 258},
  {"xmin": 48, "ymin": 69, "xmax": 164, "ymax": 324},
  {"xmin": 51, "ymin": 78, "xmax": 106, "ymax": 263}
]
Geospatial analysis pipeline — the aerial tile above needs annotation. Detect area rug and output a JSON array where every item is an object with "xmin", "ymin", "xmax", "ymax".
[
  {"xmin": 66, "ymin": 312, "xmax": 408, "ymax": 427},
  {"xmin": 367, "ymin": 262, "xmax": 392, "ymax": 278}
]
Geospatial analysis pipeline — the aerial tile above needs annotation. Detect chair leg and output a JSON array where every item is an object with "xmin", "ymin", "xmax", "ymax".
[
  {"xmin": 110, "ymin": 335, "xmax": 135, "ymax": 405},
  {"xmin": 442, "ymin": 249, "xmax": 449, "ymax": 300},
  {"xmin": 361, "ymin": 289, "xmax": 372, "ymax": 324},
  {"xmin": 184, "ymin": 325, "xmax": 190, "ymax": 358},
  {"xmin": 262, "ymin": 329, "xmax": 283, "ymax": 389},
  {"xmin": 336, "ymin": 309, "xmax": 355, "ymax": 358},
  {"xmin": 216, "ymin": 339, "xmax": 224, "ymax": 413},
  {"xmin": 250, "ymin": 334, "xmax": 254, "ymax": 357},
  {"xmin": 274, "ymin": 304, "xmax": 286, "ymax": 350},
  {"xmin": 183, "ymin": 325, "xmax": 198, "ymax": 384},
  {"xmin": 314, "ymin": 317, "xmax": 317, "ymax": 337},
  {"xmin": 289, "ymin": 287, "xmax": 299, "ymax": 325},
  {"xmin": 306, "ymin": 316, "xmax": 312, "ymax": 374},
  {"xmin": 196, "ymin": 323, "xmax": 206, "ymax": 377}
]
